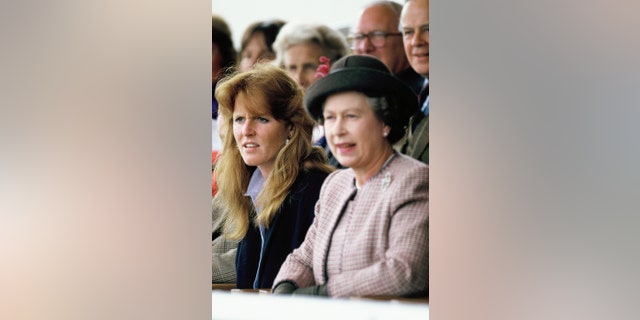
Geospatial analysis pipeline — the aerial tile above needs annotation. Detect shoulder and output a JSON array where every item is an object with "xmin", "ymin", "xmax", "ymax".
[
  {"xmin": 299, "ymin": 168, "xmax": 331, "ymax": 186},
  {"xmin": 289, "ymin": 168, "xmax": 331, "ymax": 196},
  {"xmin": 323, "ymin": 168, "xmax": 355, "ymax": 187},
  {"xmin": 378, "ymin": 155, "xmax": 428, "ymax": 206},
  {"xmin": 402, "ymin": 115, "xmax": 429, "ymax": 165},
  {"xmin": 315, "ymin": 169, "xmax": 355, "ymax": 197},
  {"xmin": 396, "ymin": 67, "xmax": 425, "ymax": 94},
  {"xmin": 385, "ymin": 154, "xmax": 429, "ymax": 192},
  {"xmin": 390, "ymin": 154, "xmax": 428, "ymax": 175},
  {"xmin": 414, "ymin": 114, "xmax": 428, "ymax": 134}
]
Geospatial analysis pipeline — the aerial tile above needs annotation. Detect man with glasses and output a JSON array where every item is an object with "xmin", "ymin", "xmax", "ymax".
[{"xmin": 350, "ymin": 1, "xmax": 424, "ymax": 95}]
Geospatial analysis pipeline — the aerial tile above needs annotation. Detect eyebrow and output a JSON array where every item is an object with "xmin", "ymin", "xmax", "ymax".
[
  {"xmin": 233, "ymin": 113, "xmax": 273, "ymax": 119},
  {"xmin": 401, "ymin": 23, "xmax": 429, "ymax": 29},
  {"xmin": 323, "ymin": 107, "xmax": 364, "ymax": 114}
]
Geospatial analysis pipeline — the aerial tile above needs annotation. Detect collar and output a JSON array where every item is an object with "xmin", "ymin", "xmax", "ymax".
[{"xmin": 245, "ymin": 169, "xmax": 266, "ymax": 214}]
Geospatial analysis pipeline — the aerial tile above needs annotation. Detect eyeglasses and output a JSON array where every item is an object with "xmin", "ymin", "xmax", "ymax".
[{"xmin": 347, "ymin": 31, "xmax": 402, "ymax": 48}]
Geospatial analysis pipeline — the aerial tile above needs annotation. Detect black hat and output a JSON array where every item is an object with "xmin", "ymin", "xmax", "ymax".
[{"xmin": 304, "ymin": 55, "xmax": 419, "ymax": 125}]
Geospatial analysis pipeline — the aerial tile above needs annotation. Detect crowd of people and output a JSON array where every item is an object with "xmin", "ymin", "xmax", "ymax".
[{"xmin": 212, "ymin": 0, "xmax": 430, "ymax": 298}]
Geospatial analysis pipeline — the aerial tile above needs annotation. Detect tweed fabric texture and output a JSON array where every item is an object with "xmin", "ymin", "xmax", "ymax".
[{"xmin": 273, "ymin": 153, "xmax": 428, "ymax": 297}]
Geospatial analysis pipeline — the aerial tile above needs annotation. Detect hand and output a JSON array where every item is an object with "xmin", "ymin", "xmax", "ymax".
[
  {"xmin": 272, "ymin": 281, "xmax": 296, "ymax": 294},
  {"xmin": 292, "ymin": 284, "xmax": 327, "ymax": 296}
]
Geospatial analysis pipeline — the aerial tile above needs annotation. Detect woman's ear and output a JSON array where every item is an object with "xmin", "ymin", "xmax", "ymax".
[
  {"xmin": 288, "ymin": 124, "xmax": 294, "ymax": 139},
  {"xmin": 382, "ymin": 124, "xmax": 391, "ymax": 137}
]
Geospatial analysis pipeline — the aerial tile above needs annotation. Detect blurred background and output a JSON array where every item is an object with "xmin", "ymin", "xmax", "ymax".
[{"xmin": 212, "ymin": 0, "xmax": 403, "ymax": 49}]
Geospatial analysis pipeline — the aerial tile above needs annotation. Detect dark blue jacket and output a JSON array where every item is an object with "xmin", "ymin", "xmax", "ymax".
[{"xmin": 235, "ymin": 169, "xmax": 329, "ymax": 289}]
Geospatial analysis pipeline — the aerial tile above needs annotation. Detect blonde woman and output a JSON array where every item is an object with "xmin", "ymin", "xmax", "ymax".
[{"xmin": 215, "ymin": 63, "xmax": 333, "ymax": 289}]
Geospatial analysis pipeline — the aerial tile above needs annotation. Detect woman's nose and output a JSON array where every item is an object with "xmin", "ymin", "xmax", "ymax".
[
  {"xmin": 330, "ymin": 118, "xmax": 346, "ymax": 136},
  {"xmin": 242, "ymin": 121, "xmax": 255, "ymax": 136},
  {"xmin": 298, "ymin": 74, "xmax": 311, "ymax": 90}
]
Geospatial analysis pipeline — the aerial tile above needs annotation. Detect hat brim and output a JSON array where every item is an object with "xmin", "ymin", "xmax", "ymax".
[{"xmin": 304, "ymin": 68, "xmax": 419, "ymax": 123}]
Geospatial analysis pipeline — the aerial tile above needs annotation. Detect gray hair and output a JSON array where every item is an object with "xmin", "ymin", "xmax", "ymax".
[
  {"xmin": 274, "ymin": 22, "xmax": 349, "ymax": 68},
  {"xmin": 364, "ymin": 95, "xmax": 406, "ymax": 144}
]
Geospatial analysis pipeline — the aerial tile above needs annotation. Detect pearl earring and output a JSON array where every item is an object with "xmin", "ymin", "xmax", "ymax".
[{"xmin": 383, "ymin": 131, "xmax": 389, "ymax": 137}]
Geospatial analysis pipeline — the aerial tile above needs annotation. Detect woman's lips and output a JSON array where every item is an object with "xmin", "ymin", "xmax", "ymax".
[
  {"xmin": 334, "ymin": 142, "xmax": 356, "ymax": 154},
  {"xmin": 242, "ymin": 142, "xmax": 259, "ymax": 150}
]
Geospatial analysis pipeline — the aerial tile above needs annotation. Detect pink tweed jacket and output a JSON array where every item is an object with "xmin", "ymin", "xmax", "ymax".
[{"xmin": 272, "ymin": 153, "xmax": 428, "ymax": 297}]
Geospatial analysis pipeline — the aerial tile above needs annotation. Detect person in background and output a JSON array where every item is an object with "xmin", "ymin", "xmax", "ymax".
[
  {"xmin": 212, "ymin": 15, "xmax": 237, "ymax": 151},
  {"xmin": 212, "ymin": 111, "xmax": 238, "ymax": 283},
  {"xmin": 271, "ymin": 55, "xmax": 428, "ymax": 297},
  {"xmin": 238, "ymin": 20, "xmax": 286, "ymax": 72},
  {"xmin": 273, "ymin": 22, "xmax": 348, "ymax": 92},
  {"xmin": 273, "ymin": 22, "xmax": 349, "ymax": 168},
  {"xmin": 400, "ymin": 0, "xmax": 429, "ymax": 164},
  {"xmin": 350, "ymin": 1, "xmax": 424, "ymax": 95},
  {"xmin": 215, "ymin": 63, "xmax": 334, "ymax": 289}
]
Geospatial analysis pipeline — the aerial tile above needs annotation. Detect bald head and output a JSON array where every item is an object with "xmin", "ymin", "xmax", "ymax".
[{"xmin": 352, "ymin": 1, "xmax": 410, "ymax": 74}]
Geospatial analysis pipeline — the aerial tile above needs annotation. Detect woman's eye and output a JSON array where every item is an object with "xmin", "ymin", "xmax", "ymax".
[
  {"xmin": 234, "ymin": 116, "xmax": 244, "ymax": 123},
  {"xmin": 257, "ymin": 117, "xmax": 269, "ymax": 123}
]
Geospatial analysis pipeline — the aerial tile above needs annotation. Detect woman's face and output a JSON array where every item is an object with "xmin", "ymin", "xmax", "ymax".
[
  {"xmin": 282, "ymin": 43, "xmax": 324, "ymax": 91},
  {"xmin": 232, "ymin": 92, "xmax": 290, "ymax": 177},
  {"xmin": 240, "ymin": 33, "xmax": 275, "ymax": 72},
  {"xmin": 322, "ymin": 91, "xmax": 390, "ymax": 170}
]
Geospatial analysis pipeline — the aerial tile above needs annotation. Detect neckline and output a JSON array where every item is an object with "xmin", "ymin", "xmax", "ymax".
[{"xmin": 354, "ymin": 151, "xmax": 397, "ymax": 189}]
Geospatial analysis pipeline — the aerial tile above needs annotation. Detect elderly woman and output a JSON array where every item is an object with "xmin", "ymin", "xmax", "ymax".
[
  {"xmin": 214, "ymin": 63, "xmax": 334, "ymax": 289},
  {"xmin": 271, "ymin": 55, "xmax": 428, "ymax": 297},
  {"xmin": 273, "ymin": 22, "xmax": 348, "ymax": 92}
]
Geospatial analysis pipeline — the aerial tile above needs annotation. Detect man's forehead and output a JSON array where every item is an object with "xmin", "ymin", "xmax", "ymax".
[{"xmin": 355, "ymin": 5, "xmax": 398, "ymax": 29}]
